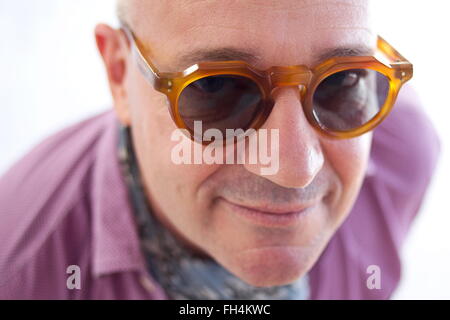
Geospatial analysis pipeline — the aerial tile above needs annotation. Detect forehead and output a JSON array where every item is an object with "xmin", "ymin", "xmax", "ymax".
[{"xmin": 132, "ymin": 0, "xmax": 375, "ymax": 71}]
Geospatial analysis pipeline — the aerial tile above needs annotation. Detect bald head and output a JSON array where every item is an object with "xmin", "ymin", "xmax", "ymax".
[
  {"xmin": 116, "ymin": 0, "xmax": 129, "ymax": 24},
  {"xmin": 118, "ymin": 0, "xmax": 153, "ymax": 26}
]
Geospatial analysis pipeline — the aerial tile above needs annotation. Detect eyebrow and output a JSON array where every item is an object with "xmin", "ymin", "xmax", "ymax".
[
  {"xmin": 316, "ymin": 46, "xmax": 375, "ymax": 63},
  {"xmin": 175, "ymin": 45, "xmax": 375, "ymax": 70},
  {"xmin": 176, "ymin": 47, "xmax": 262, "ymax": 69}
]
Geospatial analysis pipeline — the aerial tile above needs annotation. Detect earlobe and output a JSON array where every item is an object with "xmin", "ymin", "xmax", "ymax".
[{"xmin": 95, "ymin": 24, "xmax": 131, "ymax": 126}]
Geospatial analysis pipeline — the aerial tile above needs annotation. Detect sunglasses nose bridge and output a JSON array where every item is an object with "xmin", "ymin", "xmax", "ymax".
[{"xmin": 268, "ymin": 66, "xmax": 312, "ymax": 91}]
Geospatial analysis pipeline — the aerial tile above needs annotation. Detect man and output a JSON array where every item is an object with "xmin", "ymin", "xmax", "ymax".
[{"xmin": 0, "ymin": 0, "xmax": 440, "ymax": 299}]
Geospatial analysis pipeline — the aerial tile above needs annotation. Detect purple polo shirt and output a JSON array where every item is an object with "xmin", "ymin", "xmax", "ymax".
[{"xmin": 0, "ymin": 86, "xmax": 440, "ymax": 299}]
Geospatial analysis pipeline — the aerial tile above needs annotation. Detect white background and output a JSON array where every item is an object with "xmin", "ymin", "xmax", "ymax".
[{"xmin": 0, "ymin": 0, "xmax": 449, "ymax": 299}]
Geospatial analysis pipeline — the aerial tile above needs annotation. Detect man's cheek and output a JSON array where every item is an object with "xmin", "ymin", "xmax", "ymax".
[
  {"xmin": 324, "ymin": 134, "xmax": 372, "ymax": 182},
  {"xmin": 320, "ymin": 135, "xmax": 371, "ymax": 208}
]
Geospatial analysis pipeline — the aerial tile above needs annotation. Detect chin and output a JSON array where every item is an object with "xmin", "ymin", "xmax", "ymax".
[{"xmin": 219, "ymin": 245, "xmax": 316, "ymax": 287}]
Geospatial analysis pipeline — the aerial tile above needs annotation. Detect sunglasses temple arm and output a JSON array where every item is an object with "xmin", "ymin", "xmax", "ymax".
[
  {"xmin": 377, "ymin": 36, "xmax": 410, "ymax": 63},
  {"xmin": 120, "ymin": 25, "xmax": 163, "ymax": 89},
  {"xmin": 377, "ymin": 36, "xmax": 413, "ymax": 83}
]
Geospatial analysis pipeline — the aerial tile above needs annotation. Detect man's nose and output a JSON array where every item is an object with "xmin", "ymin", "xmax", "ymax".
[{"xmin": 243, "ymin": 86, "xmax": 324, "ymax": 188}]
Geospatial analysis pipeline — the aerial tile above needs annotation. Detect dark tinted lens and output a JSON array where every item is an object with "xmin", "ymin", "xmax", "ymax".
[
  {"xmin": 178, "ymin": 75, "xmax": 263, "ymax": 138},
  {"xmin": 312, "ymin": 69, "xmax": 390, "ymax": 132}
]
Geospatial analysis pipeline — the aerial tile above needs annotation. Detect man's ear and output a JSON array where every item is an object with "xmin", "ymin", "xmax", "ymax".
[{"xmin": 95, "ymin": 23, "xmax": 131, "ymax": 126}]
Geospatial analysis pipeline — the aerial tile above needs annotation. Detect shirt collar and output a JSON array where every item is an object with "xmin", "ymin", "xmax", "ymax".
[{"xmin": 90, "ymin": 111, "xmax": 146, "ymax": 277}]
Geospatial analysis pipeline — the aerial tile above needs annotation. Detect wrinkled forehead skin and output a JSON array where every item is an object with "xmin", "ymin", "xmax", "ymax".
[{"xmin": 121, "ymin": 0, "xmax": 375, "ymax": 71}]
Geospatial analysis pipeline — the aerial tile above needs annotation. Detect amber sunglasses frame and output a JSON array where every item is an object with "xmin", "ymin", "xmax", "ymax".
[{"xmin": 121, "ymin": 26, "xmax": 413, "ymax": 139}]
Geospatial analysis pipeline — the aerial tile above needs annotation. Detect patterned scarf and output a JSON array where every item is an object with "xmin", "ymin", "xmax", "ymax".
[{"xmin": 118, "ymin": 125, "xmax": 310, "ymax": 300}]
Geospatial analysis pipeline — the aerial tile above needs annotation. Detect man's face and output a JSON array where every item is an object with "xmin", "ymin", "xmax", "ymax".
[{"xmin": 105, "ymin": 0, "xmax": 374, "ymax": 286}]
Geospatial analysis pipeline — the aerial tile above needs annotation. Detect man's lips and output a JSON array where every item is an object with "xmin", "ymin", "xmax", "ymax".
[{"xmin": 218, "ymin": 197, "xmax": 319, "ymax": 228}]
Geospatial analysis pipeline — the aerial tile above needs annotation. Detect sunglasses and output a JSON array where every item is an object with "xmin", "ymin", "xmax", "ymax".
[{"xmin": 122, "ymin": 25, "xmax": 412, "ymax": 141}]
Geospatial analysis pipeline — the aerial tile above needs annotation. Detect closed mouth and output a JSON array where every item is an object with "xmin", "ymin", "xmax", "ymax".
[{"xmin": 219, "ymin": 197, "xmax": 318, "ymax": 228}]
